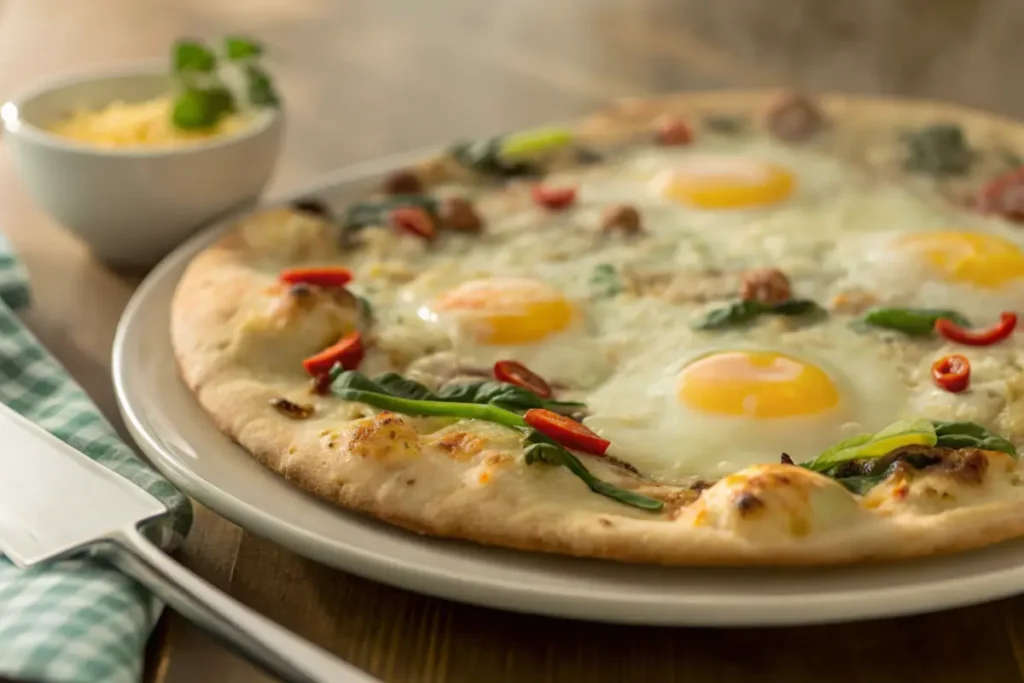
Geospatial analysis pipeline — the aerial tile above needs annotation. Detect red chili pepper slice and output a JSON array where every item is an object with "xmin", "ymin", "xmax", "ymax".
[
  {"xmin": 524, "ymin": 408, "xmax": 610, "ymax": 456},
  {"xmin": 389, "ymin": 207, "xmax": 436, "ymax": 239},
  {"xmin": 302, "ymin": 331, "xmax": 364, "ymax": 376},
  {"xmin": 279, "ymin": 266, "xmax": 353, "ymax": 288},
  {"xmin": 531, "ymin": 185, "xmax": 577, "ymax": 211},
  {"xmin": 493, "ymin": 360, "xmax": 553, "ymax": 399},
  {"xmin": 935, "ymin": 312, "xmax": 1017, "ymax": 346},
  {"xmin": 931, "ymin": 354, "xmax": 971, "ymax": 393},
  {"xmin": 655, "ymin": 115, "xmax": 693, "ymax": 146}
]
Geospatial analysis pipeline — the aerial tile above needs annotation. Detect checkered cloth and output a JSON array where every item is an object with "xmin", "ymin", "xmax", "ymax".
[{"xmin": 0, "ymin": 232, "xmax": 192, "ymax": 683}]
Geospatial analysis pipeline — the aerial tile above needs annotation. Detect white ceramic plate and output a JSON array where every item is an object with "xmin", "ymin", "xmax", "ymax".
[{"xmin": 113, "ymin": 152, "xmax": 1024, "ymax": 627}]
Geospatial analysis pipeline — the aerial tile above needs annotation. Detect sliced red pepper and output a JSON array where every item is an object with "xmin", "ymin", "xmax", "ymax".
[
  {"xmin": 279, "ymin": 266, "xmax": 353, "ymax": 288},
  {"xmin": 524, "ymin": 408, "xmax": 609, "ymax": 456},
  {"xmin": 493, "ymin": 360, "xmax": 553, "ymax": 399},
  {"xmin": 655, "ymin": 115, "xmax": 693, "ymax": 146},
  {"xmin": 531, "ymin": 185, "xmax": 577, "ymax": 211},
  {"xmin": 302, "ymin": 331, "xmax": 364, "ymax": 376},
  {"xmin": 389, "ymin": 206, "xmax": 436, "ymax": 239},
  {"xmin": 935, "ymin": 312, "xmax": 1017, "ymax": 346},
  {"xmin": 931, "ymin": 354, "xmax": 971, "ymax": 393}
]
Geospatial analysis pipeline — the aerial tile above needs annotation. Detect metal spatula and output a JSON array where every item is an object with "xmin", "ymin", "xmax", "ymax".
[{"xmin": 0, "ymin": 402, "xmax": 379, "ymax": 683}]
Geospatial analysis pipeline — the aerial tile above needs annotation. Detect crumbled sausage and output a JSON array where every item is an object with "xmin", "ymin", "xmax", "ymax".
[
  {"xmin": 601, "ymin": 204, "xmax": 643, "ymax": 234},
  {"xmin": 438, "ymin": 197, "xmax": 483, "ymax": 232},
  {"xmin": 740, "ymin": 268, "xmax": 792, "ymax": 305},
  {"xmin": 766, "ymin": 92, "xmax": 825, "ymax": 143},
  {"xmin": 976, "ymin": 167, "xmax": 1024, "ymax": 221},
  {"xmin": 382, "ymin": 169, "xmax": 423, "ymax": 195},
  {"xmin": 654, "ymin": 115, "xmax": 693, "ymax": 146}
]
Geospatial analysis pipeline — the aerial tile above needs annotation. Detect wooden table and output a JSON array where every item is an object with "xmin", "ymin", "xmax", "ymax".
[{"xmin": 5, "ymin": 0, "xmax": 1024, "ymax": 681}]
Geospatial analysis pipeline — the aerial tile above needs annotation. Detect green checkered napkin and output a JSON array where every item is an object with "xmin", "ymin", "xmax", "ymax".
[{"xmin": 0, "ymin": 233, "xmax": 193, "ymax": 683}]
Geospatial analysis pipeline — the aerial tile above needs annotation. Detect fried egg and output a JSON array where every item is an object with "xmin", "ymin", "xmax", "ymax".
[
  {"xmin": 583, "ymin": 340, "xmax": 909, "ymax": 480},
  {"xmin": 841, "ymin": 228, "xmax": 1024, "ymax": 319},
  {"xmin": 412, "ymin": 276, "xmax": 612, "ymax": 388},
  {"xmin": 650, "ymin": 155, "xmax": 796, "ymax": 209}
]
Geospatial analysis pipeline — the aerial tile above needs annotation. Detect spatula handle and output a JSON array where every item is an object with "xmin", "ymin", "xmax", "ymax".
[{"xmin": 98, "ymin": 525, "xmax": 380, "ymax": 683}]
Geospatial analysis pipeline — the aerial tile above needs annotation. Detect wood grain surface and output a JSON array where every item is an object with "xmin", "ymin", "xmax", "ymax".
[{"xmin": 4, "ymin": 0, "xmax": 1024, "ymax": 681}]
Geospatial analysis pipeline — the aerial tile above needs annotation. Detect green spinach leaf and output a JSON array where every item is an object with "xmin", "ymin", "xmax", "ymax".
[
  {"xmin": 933, "ymin": 420, "xmax": 1017, "ymax": 457},
  {"xmin": 903, "ymin": 123, "xmax": 975, "ymax": 176},
  {"xmin": 589, "ymin": 264, "xmax": 622, "ymax": 298},
  {"xmin": 693, "ymin": 298, "xmax": 826, "ymax": 331},
  {"xmin": 859, "ymin": 307, "xmax": 971, "ymax": 336}
]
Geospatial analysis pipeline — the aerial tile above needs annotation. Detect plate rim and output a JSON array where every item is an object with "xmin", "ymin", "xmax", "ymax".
[{"xmin": 112, "ymin": 128, "xmax": 1024, "ymax": 627}]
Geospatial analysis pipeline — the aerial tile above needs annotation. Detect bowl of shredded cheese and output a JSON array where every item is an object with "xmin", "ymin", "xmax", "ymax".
[{"xmin": 1, "ymin": 38, "xmax": 283, "ymax": 269}]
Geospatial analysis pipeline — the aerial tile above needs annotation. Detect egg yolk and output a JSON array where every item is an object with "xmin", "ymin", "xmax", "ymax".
[
  {"xmin": 432, "ymin": 277, "xmax": 576, "ymax": 345},
  {"xmin": 895, "ymin": 230, "xmax": 1024, "ymax": 289},
  {"xmin": 677, "ymin": 351, "xmax": 839, "ymax": 418},
  {"xmin": 652, "ymin": 156, "xmax": 795, "ymax": 209}
]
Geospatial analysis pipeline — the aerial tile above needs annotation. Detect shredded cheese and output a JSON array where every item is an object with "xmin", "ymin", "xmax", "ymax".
[{"xmin": 45, "ymin": 95, "xmax": 251, "ymax": 149}]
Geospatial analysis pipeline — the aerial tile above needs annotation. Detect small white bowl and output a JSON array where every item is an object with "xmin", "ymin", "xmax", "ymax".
[{"xmin": 1, "ymin": 63, "xmax": 283, "ymax": 269}]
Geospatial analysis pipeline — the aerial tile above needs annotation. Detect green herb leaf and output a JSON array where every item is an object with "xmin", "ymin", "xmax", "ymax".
[
  {"xmin": 860, "ymin": 307, "xmax": 971, "ymax": 336},
  {"xmin": 803, "ymin": 418, "xmax": 937, "ymax": 472},
  {"xmin": 326, "ymin": 370, "xmax": 658, "ymax": 510},
  {"xmin": 373, "ymin": 373, "xmax": 439, "ymax": 401},
  {"xmin": 500, "ymin": 126, "xmax": 573, "ymax": 159},
  {"xmin": 171, "ymin": 87, "xmax": 228, "ymax": 129},
  {"xmin": 246, "ymin": 64, "xmax": 280, "ymax": 107},
  {"xmin": 522, "ymin": 431, "xmax": 663, "ymax": 510},
  {"xmin": 342, "ymin": 195, "xmax": 439, "ymax": 230},
  {"xmin": 933, "ymin": 420, "xmax": 1017, "ymax": 457},
  {"xmin": 173, "ymin": 39, "xmax": 217, "ymax": 73},
  {"xmin": 693, "ymin": 298, "xmax": 826, "ymax": 331},
  {"xmin": 589, "ymin": 263, "xmax": 622, "ymax": 298},
  {"xmin": 436, "ymin": 381, "xmax": 584, "ymax": 414},
  {"xmin": 449, "ymin": 138, "xmax": 540, "ymax": 179},
  {"xmin": 224, "ymin": 35, "xmax": 264, "ymax": 60},
  {"xmin": 903, "ymin": 123, "xmax": 975, "ymax": 176},
  {"xmin": 704, "ymin": 115, "xmax": 745, "ymax": 134}
]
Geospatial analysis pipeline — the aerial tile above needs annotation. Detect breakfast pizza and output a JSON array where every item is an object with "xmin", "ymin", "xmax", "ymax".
[{"xmin": 171, "ymin": 91, "xmax": 1024, "ymax": 565}]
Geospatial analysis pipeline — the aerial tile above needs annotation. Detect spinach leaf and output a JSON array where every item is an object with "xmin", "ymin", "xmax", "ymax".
[
  {"xmin": 342, "ymin": 195, "xmax": 439, "ymax": 230},
  {"xmin": 933, "ymin": 420, "xmax": 1017, "ymax": 457},
  {"xmin": 522, "ymin": 431, "xmax": 663, "ymax": 510},
  {"xmin": 704, "ymin": 115, "xmax": 745, "ymax": 134},
  {"xmin": 373, "ymin": 373, "xmax": 439, "ymax": 401},
  {"xmin": 589, "ymin": 263, "xmax": 622, "ymax": 298},
  {"xmin": 449, "ymin": 138, "xmax": 541, "ymax": 179},
  {"xmin": 693, "ymin": 298, "xmax": 826, "ymax": 331},
  {"xmin": 903, "ymin": 123, "xmax": 975, "ymax": 176},
  {"xmin": 437, "ymin": 380, "xmax": 584, "ymax": 414},
  {"xmin": 327, "ymin": 370, "xmax": 660, "ymax": 511},
  {"xmin": 860, "ymin": 307, "xmax": 971, "ymax": 336}
]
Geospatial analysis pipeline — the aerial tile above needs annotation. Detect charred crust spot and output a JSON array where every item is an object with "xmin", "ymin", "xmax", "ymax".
[
  {"xmin": 406, "ymin": 478, "xmax": 416, "ymax": 486},
  {"xmin": 690, "ymin": 480, "xmax": 714, "ymax": 492},
  {"xmin": 780, "ymin": 453, "xmax": 794, "ymax": 465},
  {"xmin": 597, "ymin": 518, "xmax": 614, "ymax": 528},
  {"xmin": 735, "ymin": 493, "xmax": 765, "ymax": 517},
  {"xmin": 270, "ymin": 398, "xmax": 314, "ymax": 420},
  {"xmin": 376, "ymin": 412, "xmax": 402, "ymax": 427}
]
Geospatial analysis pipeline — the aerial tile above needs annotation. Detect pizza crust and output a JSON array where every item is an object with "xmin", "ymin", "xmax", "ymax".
[{"xmin": 172, "ymin": 91, "xmax": 1024, "ymax": 565}]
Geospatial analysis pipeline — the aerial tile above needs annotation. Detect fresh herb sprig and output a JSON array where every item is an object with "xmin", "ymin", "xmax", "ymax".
[
  {"xmin": 858, "ymin": 307, "xmax": 971, "ymax": 337},
  {"xmin": 903, "ymin": 123, "xmax": 975, "ymax": 176},
  {"xmin": 343, "ymin": 195, "xmax": 439, "ymax": 231},
  {"xmin": 589, "ymin": 264, "xmax": 623, "ymax": 299},
  {"xmin": 449, "ymin": 138, "xmax": 542, "ymax": 179},
  {"xmin": 170, "ymin": 35, "xmax": 280, "ymax": 130},
  {"xmin": 797, "ymin": 419, "xmax": 1017, "ymax": 495},
  {"xmin": 328, "ymin": 368, "xmax": 661, "ymax": 510},
  {"xmin": 693, "ymin": 298, "xmax": 826, "ymax": 331}
]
